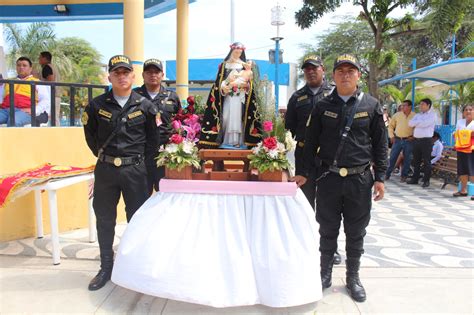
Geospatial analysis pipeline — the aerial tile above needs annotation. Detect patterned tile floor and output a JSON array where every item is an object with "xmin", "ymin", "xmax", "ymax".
[{"xmin": 1, "ymin": 176, "xmax": 473, "ymax": 268}]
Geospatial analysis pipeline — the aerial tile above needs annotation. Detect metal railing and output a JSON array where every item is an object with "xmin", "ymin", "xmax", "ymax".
[{"xmin": 0, "ymin": 79, "xmax": 108, "ymax": 127}]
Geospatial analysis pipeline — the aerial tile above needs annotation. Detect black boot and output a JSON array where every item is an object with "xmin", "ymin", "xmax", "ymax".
[
  {"xmin": 345, "ymin": 257, "xmax": 366, "ymax": 302},
  {"xmin": 88, "ymin": 251, "xmax": 114, "ymax": 291},
  {"xmin": 333, "ymin": 251, "xmax": 342, "ymax": 265},
  {"xmin": 320, "ymin": 254, "xmax": 334, "ymax": 289}
]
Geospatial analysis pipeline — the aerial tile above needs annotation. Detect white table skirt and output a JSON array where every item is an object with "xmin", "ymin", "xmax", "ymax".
[{"xmin": 112, "ymin": 189, "xmax": 322, "ymax": 308}]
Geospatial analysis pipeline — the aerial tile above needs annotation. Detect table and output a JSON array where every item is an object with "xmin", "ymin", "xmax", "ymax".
[
  {"xmin": 33, "ymin": 173, "xmax": 95, "ymax": 265},
  {"xmin": 112, "ymin": 179, "xmax": 322, "ymax": 308}
]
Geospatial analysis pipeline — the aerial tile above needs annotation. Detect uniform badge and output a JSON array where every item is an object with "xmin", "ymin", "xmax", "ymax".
[
  {"xmin": 297, "ymin": 95, "xmax": 308, "ymax": 102},
  {"xmin": 156, "ymin": 112, "xmax": 162, "ymax": 127},
  {"xmin": 324, "ymin": 111, "xmax": 338, "ymax": 118},
  {"xmin": 128, "ymin": 111, "xmax": 143, "ymax": 119},
  {"xmin": 354, "ymin": 111, "xmax": 369, "ymax": 119},
  {"xmin": 98, "ymin": 109, "xmax": 112, "ymax": 119},
  {"xmin": 81, "ymin": 112, "xmax": 89, "ymax": 125}
]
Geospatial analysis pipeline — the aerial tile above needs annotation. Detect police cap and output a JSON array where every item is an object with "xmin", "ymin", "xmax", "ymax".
[
  {"xmin": 333, "ymin": 54, "xmax": 360, "ymax": 72},
  {"xmin": 301, "ymin": 55, "xmax": 323, "ymax": 69},
  {"xmin": 143, "ymin": 58, "xmax": 163, "ymax": 71},
  {"xmin": 108, "ymin": 55, "xmax": 133, "ymax": 72}
]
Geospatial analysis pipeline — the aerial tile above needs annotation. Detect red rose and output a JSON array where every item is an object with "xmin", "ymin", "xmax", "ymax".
[
  {"xmin": 210, "ymin": 95, "xmax": 216, "ymax": 103},
  {"xmin": 187, "ymin": 105, "xmax": 195, "ymax": 114},
  {"xmin": 187, "ymin": 95, "xmax": 195, "ymax": 106},
  {"xmin": 263, "ymin": 137, "xmax": 278, "ymax": 150},
  {"xmin": 170, "ymin": 134, "xmax": 184, "ymax": 144},
  {"xmin": 251, "ymin": 128, "xmax": 258, "ymax": 135},
  {"xmin": 211, "ymin": 126, "xmax": 218, "ymax": 132},
  {"xmin": 232, "ymin": 85, "xmax": 238, "ymax": 92}
]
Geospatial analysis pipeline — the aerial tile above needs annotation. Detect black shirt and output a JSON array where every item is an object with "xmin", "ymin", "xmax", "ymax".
[
  {"xmin": 285, "ymin": 81, "xmax": 333, "ymax": 142},
  {"xmin": 134, "ymin": 85, "xmax": 181, "ymax": 145},
  {"xmin": 83, "ymin": 90, "xmax": 159, "ymax": 159},
  {"xmin": 41, "ymin": 65, "xmax": 53, "ymax": 80},
  {"xmin": 300, "ymin": 88, "xmax": 388, "ymax": 182}
]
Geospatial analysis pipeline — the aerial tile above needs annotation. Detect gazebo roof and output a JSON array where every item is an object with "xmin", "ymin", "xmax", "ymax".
[
  {"xmin": 378, "ymin": 57, "xmax": 474, "ymax": 86},
  {"xmin": 0, "ymin": 0, "xmax": 196, "ymax": 23}
]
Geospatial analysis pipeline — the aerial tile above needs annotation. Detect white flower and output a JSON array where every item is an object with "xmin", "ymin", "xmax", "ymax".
[
  {"xmin": 165, "ymin": 143, "xmax": 178, "ymax": 153},
  {"xmin": 159, "ymin": 145, "xmax": 165, "ymax": 152},
  {"xmin": 182, "ymin": 140, "xmax": 194, "ymax": 154},
  {"xmin": 267, "ymin": 149, "xmax": 279, "ymax": 159},
  {"xmin": 277, "ymin": 142, "xmax": 286, "ymax": 152},
  {"xmin": 285, "ymin": 131, "xmax": 296, "ymax": 151}
]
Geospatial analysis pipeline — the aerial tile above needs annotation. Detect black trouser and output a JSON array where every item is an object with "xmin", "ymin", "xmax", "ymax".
[
  {"xmin": 411, "ymin": 137, "xmax": 432, "ymax": 183},
  {"xmin": 93, "ymin": 160, "xmax": 149, "ymax": 252},
  {"xmin": 146, "ymin": 163, "xmax": 165, "ymax": 194},
  {"xmin": 316, "ymin": 170, "xmax": 373, "ymax": 258},
  {"xmin": 295, "ymin": 146, "xmax": 317, "ymax": 209}
]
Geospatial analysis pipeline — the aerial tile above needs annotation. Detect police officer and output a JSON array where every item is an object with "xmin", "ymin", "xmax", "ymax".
[
  {"xmin": 134, "ymin": 58, "xmax": 181, "ymax": 194},
  {"xmin": 293, "ymin": 54, "xmax": 387, "ymax": 302},
  {"xmin": 285, "ymin": 55, "xmax": 341, "ymax": 264},
  {"xmin": 83, "ymin": 55, "xmax": 159, "ymax": 291}
]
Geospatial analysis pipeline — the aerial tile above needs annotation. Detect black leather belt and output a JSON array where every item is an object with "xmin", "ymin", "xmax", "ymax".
[
  {"xmin": 395, "ymin": 136, "xmax": 409, "ymax": 140},
  {"xmin": 98, "ymin": 154, "xmax": 143, "ymax": 167},
  {"xmin": 327, "ymin": 163, "xmax": 370, "ymax": 177}
]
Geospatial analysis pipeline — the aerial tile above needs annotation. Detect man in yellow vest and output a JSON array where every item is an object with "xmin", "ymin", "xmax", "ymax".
[{"xmin": 0, "ymin": 56, "xmax": 50, "ymax": 126}]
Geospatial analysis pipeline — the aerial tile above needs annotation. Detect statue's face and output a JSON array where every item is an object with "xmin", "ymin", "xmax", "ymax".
[{"xmin": 231, "ymin": 48, "xmax": 243, "ymax": 60}]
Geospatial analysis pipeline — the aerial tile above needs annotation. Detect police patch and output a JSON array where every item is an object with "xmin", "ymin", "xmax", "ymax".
[
  {"xmin": 81, "ymin": 112, "xmax": 88, "ymax": 125},
  {"xmin": 128, "ymin": 111, "xmax": 143, "ymax": 119},
  {"xmin": 324, "ymin": 111, "xmax": 338, "ymax": 118},
  {"xmin": 354, "ymin": 111, "xmax": 369, "ymax": 118},
  {"xmin": 297, "ymin": 95, "xmax": 308, "ymax": 102},
  {"xmin": 98, "ymin": 109, "xmax": 112, "ymax": 119}
]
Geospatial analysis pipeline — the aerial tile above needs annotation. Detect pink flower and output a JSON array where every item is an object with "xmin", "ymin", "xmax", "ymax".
[
  {"xmin": 263, "ymin": 137, "xmax": 278, "ymax": 150},
  {"xmin": 171, "ymin": 120, "xmax": 182, "ymax": 130},
  {"xmin": 170, "ymin": 134, "xmax": 183, "ymax": 144},
  {"xmin": 184, "ymin": 114, "xmax": 200, "ymax": 126},
  {"xmin": 262, "ymin": 121, "xmax": 273, "ymax": 132}
]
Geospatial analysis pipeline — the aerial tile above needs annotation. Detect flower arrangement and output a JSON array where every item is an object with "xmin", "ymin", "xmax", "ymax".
[
  {"xmin": 248, "ymin": 115, "xmax": 296, "ymax": 173},
  {"xmin": 156, "ymin": 96, "xmax": 202, "ymax": 171}
]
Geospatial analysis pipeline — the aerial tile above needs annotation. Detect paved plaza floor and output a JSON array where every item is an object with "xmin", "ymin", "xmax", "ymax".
[{"xmin": 0, "ymin": 176, "xmax": 472, "ymax": 314}]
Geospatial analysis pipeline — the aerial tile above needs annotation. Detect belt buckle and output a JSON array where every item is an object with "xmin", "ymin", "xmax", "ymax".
[
  {"xmin": 113, "ymin": 157, "xmax": 122, "ymax": 167},
  {"xmin": 339, "ymin": 167, "xmax": 348, "ymax": 177}
]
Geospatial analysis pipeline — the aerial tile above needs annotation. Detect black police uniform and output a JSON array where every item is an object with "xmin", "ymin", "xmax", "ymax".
[
  {"xmin": 300, "ymin": 88, "xmax": 387, "ymax": 258},
  {"xmin": 285, "ymin": 81, "xmax": 333, "ymax": 209},
  {"xmin": 83, "ymin": 90, "xmax": 159, "ymax": 257},
  {"xmin": 134, "ymin": 85, "xmax": 181, "ymax": 193}
]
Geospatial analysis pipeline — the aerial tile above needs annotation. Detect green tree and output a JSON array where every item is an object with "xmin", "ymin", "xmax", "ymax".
[
  {"xmin": 300, "ymin": 17, "xmax": 375, "ymax": 86},
  {"xmin": 3, "ymin": 22, "xmax": 72, "ymax": 78},
  {"xmin": 55, "ymin": 37, "xmax": 103, "ymax": 84},
  {"xmin": 295, "ymin": 0, "xmax": 472, "ymax": 99}
]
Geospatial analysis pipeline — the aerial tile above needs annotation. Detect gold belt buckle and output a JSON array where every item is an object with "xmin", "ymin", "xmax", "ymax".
[
  {"xmin": 339, "ymin": 167, "xmax": 348, "ymax": 177},
  {"xmin": 113, "ymin": 157, "xmax": 122, "ymax": 167}
]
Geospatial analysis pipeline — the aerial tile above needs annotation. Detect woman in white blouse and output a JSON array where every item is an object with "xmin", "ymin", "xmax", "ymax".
[{"xmin": 453, "ymin": 104, "xmax": 474, "ymax": 199}]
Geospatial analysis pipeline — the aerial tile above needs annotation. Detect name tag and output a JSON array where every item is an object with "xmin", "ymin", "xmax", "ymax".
[
  {"xmin": 165, "ymin": 100, "xmax": 174, "ymax": 105},
  {"xmin": 98, "ymin": 109, "xmax": 112, "ymax": 119},
  {"xmin": 354, "ymin": 111, "xmax": 369, "ymax": 119},
  {"xmin": 297, "ymin": 95, "xmax": 308, "ymax": 102},
  {"xmin": 324, "ymin": 111, "xmax": 338, "ymax": 118},
  {"xmin": 128, "ymin": 111, "xmax": 143, "ymax": 119}
]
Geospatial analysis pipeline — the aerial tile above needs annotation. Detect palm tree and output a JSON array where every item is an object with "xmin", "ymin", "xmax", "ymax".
[
  {"xmin": 3, "ymin": 22, "xmax": 72, "ymax": 79},
  {"xmin": 380, "ymin": 82, "xmax": 431, "ymax": 113}
]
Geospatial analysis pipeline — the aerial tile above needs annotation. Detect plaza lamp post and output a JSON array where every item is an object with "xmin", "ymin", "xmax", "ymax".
[{"xmin": 271, "ymin": 4, "xmax": 284, "ymax": 117}]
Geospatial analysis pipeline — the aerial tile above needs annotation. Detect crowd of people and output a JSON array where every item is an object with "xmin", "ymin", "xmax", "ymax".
[{"xmin": 383, "ymin": 100, "xmax": 473, "ymax": 199}]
